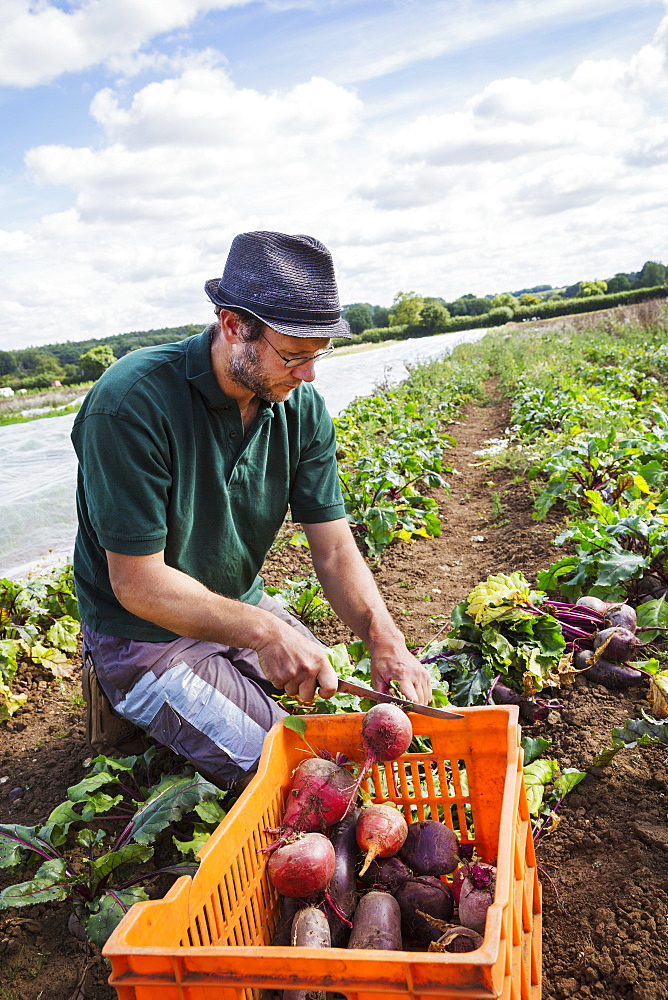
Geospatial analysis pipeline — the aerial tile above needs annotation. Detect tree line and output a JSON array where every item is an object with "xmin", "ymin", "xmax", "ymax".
[
  {"xmin": 342, "ymin": 260, "xmax": 667, "ymax": 335},
  {"xmin": 0, "ymin": 325, "xmax": 201, "ymax": 389},
  {"xmin": 0, "ymin": 261, "xmax": 665, "ymax": 389}
]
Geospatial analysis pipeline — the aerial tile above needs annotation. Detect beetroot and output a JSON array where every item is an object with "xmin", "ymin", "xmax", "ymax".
[
  {"xmin": 398, "ymin": 820, "xmax": 460, "ymax": 876},
  {"xmin": 326, "ymin": 810, "xmax": 360, "ymax": 946},
  {"xmin": 271, "ymin": 897, "xmax": 303, "ymax": 946},
  {"xmin": 574, "ymin": 650, "xmax": 644, "ymax": 689},
  {"xmin": 426, "ymin": 923, "xmax": 484, "ymax": 953},
  {"xmin": 268, "ymin": 833, "xmax": 336, "ymax": 898},
  {"xmin": 283, "ymin": 907, "xmax": 331, "ymax": 1000},
  {"xmin": 450, "ymin": 865, "xmax": 467, "ymax": 904},
  {"xmin": 593, "ymin": 626, "xmax": 642, "ymax": 664},
  {"xmin": 358, "ymin": 856, "xmax": 413, "ymax": 893},
  {"xmin": 458, "ymin": 861, "xmax": 496, "ymax": 935},
  {"xmin": 576, "ymin": 596, "xmax": 609, "ymax": 614},
  {"xmin": 395, "ymin": 876, "xmax": 454, "ymax": 946},
  {"xmin": 348, "ymin": 891, "xmax": 402, "ymax": 950},
  {"xmin": 356, "ymin": 803, "xmax": 408, "ymax": 876},
  {"xmin": 489, "ymin": 681, "xmax": 545, "ymax": 724},
  {"xmin": 604, "ymin": 603, "xmax": 637, "ymax": 632},
  {"xmin": 279, "ymin": 757, "xmax": 355, "ymax": 839},
  {"xmin": 344, "ymin": 705, "xmax": 414, "ymax": 817},
  {"xmin": 362, "ymin": 703, "xmax": 413, "ymax": 763}
]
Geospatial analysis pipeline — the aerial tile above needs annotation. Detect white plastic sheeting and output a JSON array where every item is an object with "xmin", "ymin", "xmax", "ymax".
[{"xmin": 0, "ymin": 327, "xmax": 488, "ymax": 579}]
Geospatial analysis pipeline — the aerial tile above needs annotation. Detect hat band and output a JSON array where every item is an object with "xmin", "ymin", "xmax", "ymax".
[{"xmin": 218, "ymin": 287, "xmax": 341, "ymax": 324}]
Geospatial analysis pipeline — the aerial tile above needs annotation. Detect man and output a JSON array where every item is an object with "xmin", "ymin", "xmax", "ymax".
[{"xmin": 72, "ymin": 231, "xmax": 432, "ymax": 788}]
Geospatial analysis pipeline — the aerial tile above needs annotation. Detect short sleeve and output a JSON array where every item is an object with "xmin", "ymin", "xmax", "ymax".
[
  {"xmin": 288, "ymin": 405, "xmax": 345, "ymax": 524},
  {"xmin": 72, "ymin": 411, "xmax": 170, "ymax": 554}
]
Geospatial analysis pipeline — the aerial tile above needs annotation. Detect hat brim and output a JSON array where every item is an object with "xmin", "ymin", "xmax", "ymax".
[{"xmin": 204, "ymin": 278, "xmax": 352, "ymax": 340}]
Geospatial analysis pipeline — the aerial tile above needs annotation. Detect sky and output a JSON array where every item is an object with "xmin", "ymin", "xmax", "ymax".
[{"xmin": 1, "ymin": 0, "xmax": 668, "ymax": 352}]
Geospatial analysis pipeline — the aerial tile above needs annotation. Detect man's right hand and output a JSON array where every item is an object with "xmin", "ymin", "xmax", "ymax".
[{"xmin": 255, "ymin": 624, "xmax": 338, "ymax": 704}]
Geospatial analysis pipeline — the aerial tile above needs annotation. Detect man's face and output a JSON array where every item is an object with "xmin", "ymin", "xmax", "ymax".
[{"xmin": 226, "ymin": 328, "xmax": 331, "ymax": 403}]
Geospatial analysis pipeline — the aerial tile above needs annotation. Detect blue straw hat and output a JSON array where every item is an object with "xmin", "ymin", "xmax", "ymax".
[{"xmin": 205, "ymin": 231, "xmax": 351, "ymax": 340}]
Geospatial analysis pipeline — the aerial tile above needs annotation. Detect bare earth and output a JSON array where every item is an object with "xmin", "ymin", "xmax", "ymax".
[{"xmin": 1, "ymin": 393, "xmax": 667, "ymax": 1000}]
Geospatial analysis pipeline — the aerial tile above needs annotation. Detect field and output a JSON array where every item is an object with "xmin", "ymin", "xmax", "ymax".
[{"xmin": 1, "ymin": 303, "xmax": 668, "ymax": 999}]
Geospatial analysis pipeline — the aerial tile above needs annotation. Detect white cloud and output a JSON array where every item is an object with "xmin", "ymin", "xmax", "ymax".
[
  {"xmin": 0, "ymin": 0, "xmax": 659, "ymax": 90},
  {"xmin": 0, "ymin": 0, "xmax": 250, "ymax": 87},
  {"xmin": 2, "ymin": 6, "xmax": 668, "ymax": 349}
]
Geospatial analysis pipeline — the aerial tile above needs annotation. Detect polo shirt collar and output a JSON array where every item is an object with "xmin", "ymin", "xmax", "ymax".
[{"xmin": 185, "ymin": 327, "xmax": 274, "ymax": 416}]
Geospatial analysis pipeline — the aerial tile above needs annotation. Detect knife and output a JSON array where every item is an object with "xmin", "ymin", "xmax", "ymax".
[{"xmin": 337, "ymin": 678, "xmax": 464, "ymax": 720}]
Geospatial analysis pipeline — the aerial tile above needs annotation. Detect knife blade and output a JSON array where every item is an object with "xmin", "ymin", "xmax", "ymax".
[{"xmin": 337, "ymin": 678, "xmax": 464, "ymax": 720}]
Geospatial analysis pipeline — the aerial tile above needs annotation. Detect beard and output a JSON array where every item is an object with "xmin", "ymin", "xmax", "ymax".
[{"xmin": 225, "ymin": 341, "xmax": 292, "ymax": 403}]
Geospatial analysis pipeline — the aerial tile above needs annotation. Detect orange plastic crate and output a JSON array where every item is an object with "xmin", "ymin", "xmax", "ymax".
[{"xmin": 104, "ymin": 706, "xmax": 541, "ymax": 1000}]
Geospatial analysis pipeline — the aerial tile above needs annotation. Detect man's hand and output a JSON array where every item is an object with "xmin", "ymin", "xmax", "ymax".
[
  {"xmin": 255, "ymin": 624, "xmax": 338, "ymax": 704},
  {"xmin": 369, "ymin": 644, "xmax": 432, "ymax": 706}
]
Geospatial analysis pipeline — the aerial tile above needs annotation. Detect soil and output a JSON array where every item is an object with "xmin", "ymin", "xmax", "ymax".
[{"xmin": 1, "ymin": 391, "xmax": 667, "ymax": 1000}]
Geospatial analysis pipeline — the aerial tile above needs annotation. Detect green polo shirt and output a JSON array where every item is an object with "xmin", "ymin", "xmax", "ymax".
[{"xmin": 71, "ymin": 328, "xmax": 345, "ymax": 640}]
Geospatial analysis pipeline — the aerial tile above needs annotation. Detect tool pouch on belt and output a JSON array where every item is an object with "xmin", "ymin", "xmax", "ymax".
[{"xmin": 82, "ymin": 650, "xmax": 145, "ymax": 754}]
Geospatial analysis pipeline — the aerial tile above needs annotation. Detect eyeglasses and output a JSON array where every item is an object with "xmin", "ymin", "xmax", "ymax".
[{"xmin": 260, "ymin": 332, "xmax": 333, "ymax": 369}]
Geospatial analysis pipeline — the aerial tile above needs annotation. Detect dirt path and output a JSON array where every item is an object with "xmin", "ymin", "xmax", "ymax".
[{"xmin": 1, "ymin": 393, "xmax": 667, "ymax": 999}]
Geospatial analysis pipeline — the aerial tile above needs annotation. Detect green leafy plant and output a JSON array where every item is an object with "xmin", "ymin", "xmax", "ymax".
[
  {"xmin": 265, "ymin": 574, "xmax": 333, "ymax": 629},
  {"xmin": 529, "ymin": 420, "xmax": 668, "ymax": 520},
  {"xmin": 428, "ymin": 573, "xmax": 566, "ymax": 699},
  {"xmin": 0, "ymin": 748, "xmax": 227, "ymax": 947},
  {"xmin": 529, "ymin": 432, "xmax": 656, "ymax": 520},
  {"xmin": 521, "ymin": 736, "xmax": 586, "ymax": 842},
  {"xmin": 536, "ymin": 498, "xmax": 668, "ymax": 603},
  {"xmin": 0, "ymin": 564, "xmax": 80, "ymax": 719},
  {"xmin": 593, "ymin": 713, "xmax": 668, "ymax": 766},
  {"xmin": 340, "ymin": 459, "xmax": 443, "ymax": 559}
]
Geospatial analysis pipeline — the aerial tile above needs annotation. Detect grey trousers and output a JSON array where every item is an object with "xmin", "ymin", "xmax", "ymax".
[{"xmin": 81, "ymin": 594, "xmax": 324, "ymax": 788}]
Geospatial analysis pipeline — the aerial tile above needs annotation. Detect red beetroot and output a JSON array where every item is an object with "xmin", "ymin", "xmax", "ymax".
[
  {"xmin": 348, "ymin": 891, "xmax": 402, "ymax": 950},
  {"xmin": 426, "ymin": 923, "xmax": 484, "ymax": 953},
  {"xmin": 346, "ymin": 704, "xmax": 414, "ymax": 806},
  {"xmin": 280, "ymin": 757, "xmax": 355, "ymax": 837},
  {"xmin": 593, "ymin": 626, "xmax": 643, "ymax": 664},
  {"xmin": 362, "ymin": 703, "xmax": 413, "ymax": 763},
  {"xmin": 327, "ymin": 810, "xmax": 360, "ymax": 946},
  {"xmin": 604, "ymin": 603, "xmax": 637, "ymax": 632},
  {"xmin": 573, "ymin": 649, "xmax": 644, "ymax": 689},
  {"xmin": 458, "ymin": 861, "xmax": 496, "ymax": 935},
  {"xmin": 575, "ymin": 596, "xmax": 609, "ymax": 614},
  {"xmin": 356, "ymin": 803, "xmax": 408, "ymax": 877},
  {"xmin": 268, "ymin": 833, "xmax": 336, "ymax": 898}
]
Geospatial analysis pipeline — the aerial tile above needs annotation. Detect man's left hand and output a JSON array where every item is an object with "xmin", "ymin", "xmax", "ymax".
[{"xmin": 369, "ymin": 645, "xmax": 432, "ymax": 706}]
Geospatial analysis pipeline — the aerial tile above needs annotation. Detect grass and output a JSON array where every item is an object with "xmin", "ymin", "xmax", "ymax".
[
  {"xmin": 0, "ymin": 403, "xmax": 83, "ymax": 427},
  {"xmin": 491, "ymin": 491, "xmax": 505, "ymax": 518}
]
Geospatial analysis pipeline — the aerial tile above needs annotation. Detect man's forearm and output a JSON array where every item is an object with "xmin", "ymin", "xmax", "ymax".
[{"xmin": 107, "ymin": 551, "xmax": 281, "ymax": 650}]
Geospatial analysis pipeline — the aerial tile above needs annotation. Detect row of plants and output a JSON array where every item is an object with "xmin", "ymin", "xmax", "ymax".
[
  {"xmin": 331, "ymin": 353, "xmax": 489, "ymax": 557},
  {"xmin": 456, "ymin": 305, "xmax": 668, "ymax": 758}
]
